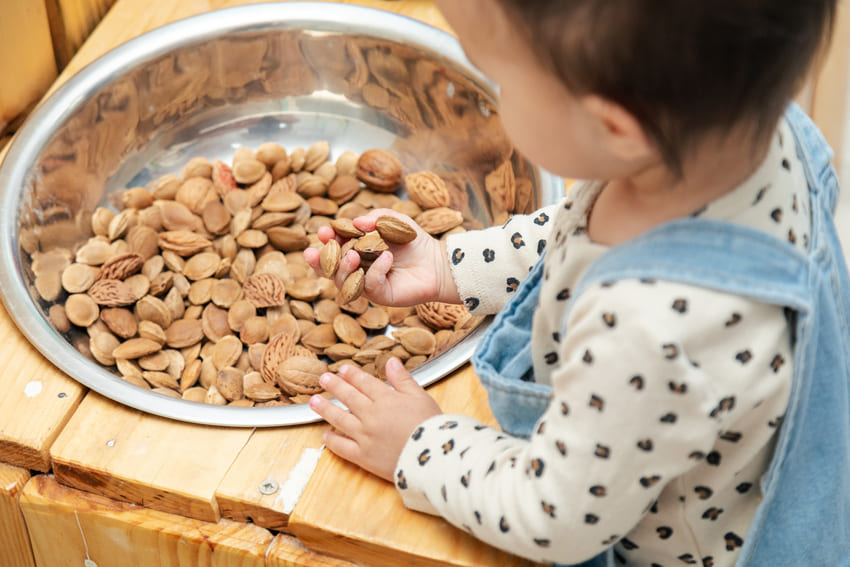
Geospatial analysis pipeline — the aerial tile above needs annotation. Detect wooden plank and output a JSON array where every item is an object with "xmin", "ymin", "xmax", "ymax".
[
  {"xmin": 20, "ymin": 474, "xmax": 272, "ymax": 567},
  {"xmin": 266, "ymin": 533, "xmax": 359, "ymax": 567},
  {"xmin": 0, "ymin": 3, "xmax": 82, "ymax": 474},
  {"xmin": 0, "ymin": 0, "xmax": 57, "ymax": 136},
  {"xmin": 288, "ymin": 365, "xmax": 541, "ymax": 567},
  {"xmin": 0, "ymin": 463, "xmax": 36, "ymax": 567},
  {"xmin": 216, "ymin": 424, "xmax": 327, "ymax": 531},
  {"xmin": 50, "ymin": 392, "xmax": 254, "ymax": 522},
  {"xmin": 45, "ymin": 0, "xmax": 118, "ymax": 70},
  {"xmin": 0, "ymin": 293, "xmax": 86, "ymax": 471}
]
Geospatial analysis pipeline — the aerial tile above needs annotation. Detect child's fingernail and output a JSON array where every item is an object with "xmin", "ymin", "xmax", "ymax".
[
  {"xmin": 309, "ymin": 394, "xmax": 322, "ymax": 409},
  {"xmin": 319, "ymin": 373, "xmax": 332, "ymax": 387}
]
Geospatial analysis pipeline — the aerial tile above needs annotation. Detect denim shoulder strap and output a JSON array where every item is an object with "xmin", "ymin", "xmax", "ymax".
[
  {"xmin": 785, "ymin": 102, "xmax": 838, "ymax": 212},
  {"xmin": 570, "ymin": 218, "xmax": 850, "ymax": 566},
  {"xmin": 571, "ymin": 219, "xmax": 811, "ymax": 310}
]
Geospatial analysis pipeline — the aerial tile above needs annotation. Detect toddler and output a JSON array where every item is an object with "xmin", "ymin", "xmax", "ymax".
[{"xmin": 306, "ymin": 1, "xmax": 850, "ymax": 565}]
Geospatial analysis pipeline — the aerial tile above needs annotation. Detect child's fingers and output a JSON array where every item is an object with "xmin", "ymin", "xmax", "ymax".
[
  {"xmin": 309, "ymin": 393, "xmax": 360, "ymax": 435},
  {"xmin": 337, "ymin": 364, "xmax": 391, "ymax": 401},
  {"xmin": 322, "ymin": 429, "xmax": 362, "ymax": 464},
  {"xmin": 316, "ymin": 225, "xmax": 337, "ymax": 244},
  {"xmin": 384, "ymin": 357, "xmax": 422, "ymax": 395},
  {"xmin": 364, "ymin": 251, "xmax": 393, "ymax": 299},
  {"xmin": 330, "ymin": 249, "xmax": 362, "ymax": 290},
  {"xmin": 351, "ymin": 208, "xmax": 392, "ymax": 232},
  {"xmin": 303, "ymin": 247, "xmax": 322, "ymax": 276},
  {"xmin": 353, "ymin": 208, "xmax": 419, "ymax": 234},
  {"xmin": 318, "ymin": 372, "xmax": 372, "ymax": 415}
]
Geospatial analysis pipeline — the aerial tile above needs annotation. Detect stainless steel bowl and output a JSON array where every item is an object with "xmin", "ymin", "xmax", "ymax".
[{"xmin": 0, "ymin": 3, "xmax": 562, "ymax": 427}]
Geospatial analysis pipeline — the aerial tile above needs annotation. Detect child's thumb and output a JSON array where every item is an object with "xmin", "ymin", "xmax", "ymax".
[{"xmin": 385, "ymin": 357, "xmax": 419, "ymax": 393}]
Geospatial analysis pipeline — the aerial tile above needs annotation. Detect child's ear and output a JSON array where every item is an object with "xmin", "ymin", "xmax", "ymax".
[{"xmin": 581, "ymin": 95, "xmax": 653, "ymax": 161}]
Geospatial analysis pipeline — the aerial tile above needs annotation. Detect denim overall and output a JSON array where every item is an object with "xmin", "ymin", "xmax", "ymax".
[{"xmin": 472, "ymin": 104, "xmax": 850, "ymax": 567}]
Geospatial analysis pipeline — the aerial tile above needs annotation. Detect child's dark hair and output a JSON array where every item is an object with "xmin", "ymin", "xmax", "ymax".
[{"xmin": 496, "ymin": 0, "xmax": 837, "ymax": 174}]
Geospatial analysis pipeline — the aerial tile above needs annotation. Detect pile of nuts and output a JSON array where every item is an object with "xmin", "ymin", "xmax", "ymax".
[{"xmin": 27, "ymin": 142, "xmax": 482, "ymax": 407}]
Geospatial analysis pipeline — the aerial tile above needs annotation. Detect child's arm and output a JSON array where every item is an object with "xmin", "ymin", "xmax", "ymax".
[
  {"xmin": 304, "ymin": 202, "xmax": 563, "ymax": 310},
  {"xmin": 314, "ymin": 279, "xmax": 793, "ymax": 564},
  {"xmin": 442, "ymin": 204, "xmax": 561, "ymax": 314}
]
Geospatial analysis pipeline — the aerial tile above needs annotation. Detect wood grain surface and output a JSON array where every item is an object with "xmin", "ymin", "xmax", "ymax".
[
  {"xmin": 0, "ymin": 296, "xmax": 86, "ymax": 471},
  {"xmin": 20, "ymin": 474, "xmax": 273, "ymax": 567},
  {"xmin": 215, "ymin": 423, "xmax": 328, "ymax": 531},
  {"xmin": 0, "ymin": 0, "xmax": 57, "ymax": 133},
  {"xmin": 0, "ymin": 463, "xmax": 37, "ymax": 567},
  {"xmin": 267, "ymin": 533, "xmax": 360, "ymax": 567},
  {"xmin": 50, "ymin": 393, "xmax": 255, "ymax": 522},
  {"xmin": 45, "ymin": 0, "xmax": 119, "ymax": 70}
]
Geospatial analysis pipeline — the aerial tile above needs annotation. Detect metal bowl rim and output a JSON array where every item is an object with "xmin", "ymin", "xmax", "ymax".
[{"xmin": 0, "ymin": 2, "xmax": 564, "ymax": 427}]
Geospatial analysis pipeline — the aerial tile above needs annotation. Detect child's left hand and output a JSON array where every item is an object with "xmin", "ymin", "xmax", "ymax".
[{"xmin": 309, "ymin": 358, "xmax": 442, "ymax": 482}]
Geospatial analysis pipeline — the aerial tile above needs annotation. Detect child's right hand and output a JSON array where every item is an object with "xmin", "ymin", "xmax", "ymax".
[{"xmin": 304, "ymin": 208, "xmax": 461, "ymax": 307}]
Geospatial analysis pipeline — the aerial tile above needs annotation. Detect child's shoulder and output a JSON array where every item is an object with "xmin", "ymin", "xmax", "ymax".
[{"xmin": 691, "ymin": 120, "xmax": 811, "ymax": 254}]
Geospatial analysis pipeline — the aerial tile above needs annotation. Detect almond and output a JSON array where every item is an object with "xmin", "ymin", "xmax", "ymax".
[
  {"xmin": 275, "ymin": 356, "xmax": 328, "ymax": 396},
  {"xmin": 392, "ymin": 327, "xmax": 436, "ymax": 355},
  {"xmin": 212, "ymin": 160, "xmax": 237, "ymax": 197},
  {"xmin": 165, "ymin": 319, "xmax": 204, "ymax": 349},
  {"xmin": 356, "ymin": 149, "xmax": 403, "ymax": 193},
  {"xmin": 65, "ymin": 293, "xmax": 100, "ymax": 327},
  {"xmin": 216, "ymin": 367, "xmax": 245, "ymax": 400},
  {"xmin": 357, "ymin": 307, "xmax": 390, "ymax": 330},
  {"xmin": 301, "ymin": 323, "xmax": 338, "ymax": 351},
  {"xmin": 329, "ymin": 217, "xmax": 365, "ymax": 239},
  {"xmin": 320, "ymin": 239, "xmax": 341, "ymax": 277},
  {"xmin": 180, "ymin": 158, "xmax": 211, "ymax": 180},
  {"xmin": 113, "ymin": 338, "xmax": 162, "ymax": 359},
  {"xmin": 485, "ymin": 159, "xmax": 516, "ymax": 212},
  {"xmin": 267, "ymin": 226, "xmax": 311, "ymax": 252},
  {"xmin": 304, "ymin": 141, "xmax": 331, "ymax": 172},
  {"xmin": 337, "ymin": 268, "xmax": 365, "ymax": 305},
  {"xmin": 261, "ymin": 332, "xmax": 300, "ymax": 384},
  {"xmin": 100, "ymin": 308, "xmax": 138, "ymax": 339},
  {"xmin": 126, "ymin": 225, "xmax": 160, "ymax": 260},
  {"xmin": 96, "ymin": 253, "xmax": 144, "ymax": 281},
  {"xmin": 333, "ymin": 313, "xmax": 367, "ymax": 347},
  {"xmin": 88, "ymin": 279, "xmax": 137, "ymax": 307},
  {"xmin": 256, "ymin": 142, "xmax": 287, "ymax": 166},
  {"xmin": 212, "ymin": 335, "xmax": 243, "ymax": 370},
  {"xmin": 242, "ymin": 273, "xmax": 286, "ymax": 308},
  {"xmin": 61, "ymin": 263, "xmax": 98, "ymax": 293},
  {"xmin": 244, "ymin": 381, "xmax": 282, "ymax": 402},
  {"xmin": 415, "ymin": 302, "xmax": 472, "ymax": 330},
  {"xmin": 201, "ymin": 303, "xmax": 232, "ymax": 343},
  {"xmin": 261, "ymin": 189, "xmax": 304, "ymax": 212},
  {"xmin": 404, "ymin": 171, "xmax": 451, "ymax": 209},
  {"xmin": 158, "ymin": 231, "xmax": 212, "ymax": 256},
  {"xmin": 239, "ymin": 316, "xmax": 270, "ymax": 345},
  {"xmin": 415, "ymin": 207, "xmax": 464, "ymax": 235},
  {"xmin": 327, "ymin": 175, "xmax": 361, "ymax": 204},
  {"xmin": 233, "ymin": 159, "xmax": 267, "ymax": 185},
  {"xmin": 354, "ymin": 231, "xmax": 388, "ymax": 261},
  {"xmin": 376, "ymin": 215, "xmax": 417, "ymax": 244},
  {"xmin": 182, "ymin": 252, "xmax": 220, "ymax": 281}
]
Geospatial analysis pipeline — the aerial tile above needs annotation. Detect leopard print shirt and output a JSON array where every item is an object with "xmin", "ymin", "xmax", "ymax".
[{"xmin": 394, "ymin": 121, "xmax": 810, "ymax": 566}]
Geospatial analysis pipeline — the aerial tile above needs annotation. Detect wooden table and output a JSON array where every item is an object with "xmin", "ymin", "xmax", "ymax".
[{"xmin": 0, "ymin": 1, "xmax": 541, "ymax": 566}]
